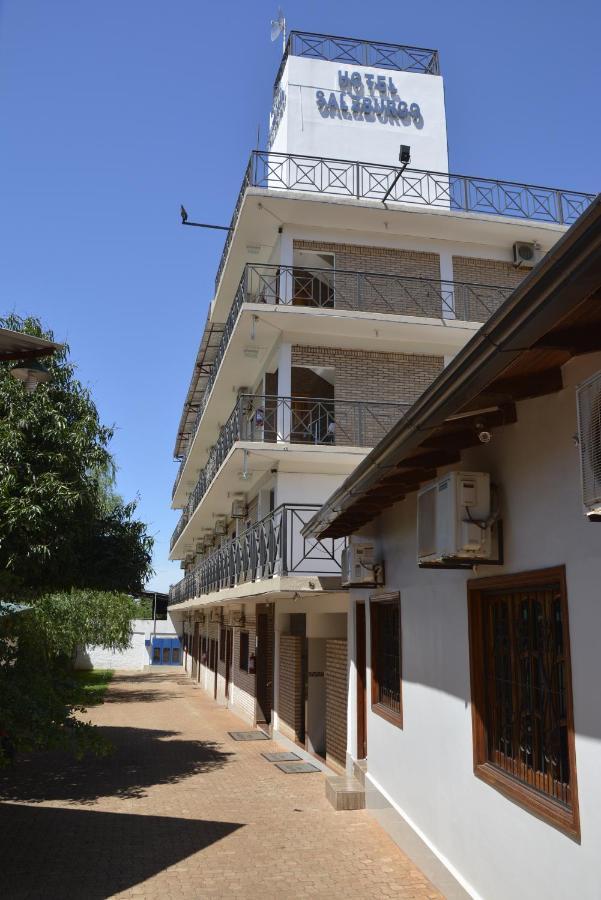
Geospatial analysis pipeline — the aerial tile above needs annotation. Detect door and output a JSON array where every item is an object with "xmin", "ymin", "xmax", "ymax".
[
  {"xmin": 210, "ymin": 638, "xmax": 218, "ymax": 698},
  {"xmin": 191, "ymin": 624, "xmax": 199, "ymax": 680},
  {"xmin": 224, "ymin": 628, "xmax": 233, "ymax": 700},
  {"xmin": 356, "ymin": 603, "xmax": 367, "ymax": 759},
  {"xmin": 256, "ymin": 608, "xmax": 274, "ymax": 724}
]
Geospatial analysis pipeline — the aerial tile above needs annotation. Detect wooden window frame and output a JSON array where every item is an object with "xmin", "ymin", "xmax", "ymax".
[
  {"xmin": 467, "ymin": 566, "xmax": 580, "ymax": 840},
  {"xmin": 239, "ymin": 630, "xmax": 250, "ymax": 673},
  {"xmin": 370, "ymin": 592, "xmax": 403, "ymax": 729}
]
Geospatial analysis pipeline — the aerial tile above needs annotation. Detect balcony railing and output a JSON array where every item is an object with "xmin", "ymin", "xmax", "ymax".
[
  {"xmin": 169, "ymin": 503, "xmax": 344, "ymax": 605},
  {"xmin": 273, "ymin": 32, "xmax": 440, "ymax": 98},
  {"xmin": 172, "ymin": 264, "xmax": 515, "ymax": 484},
  {"xmin": 171, "ymin": 394, "xmax": 409, "ymax": 551},
  {"xmin": 215, "ymin": 150, "xmax": 595, "ymax": 291}
]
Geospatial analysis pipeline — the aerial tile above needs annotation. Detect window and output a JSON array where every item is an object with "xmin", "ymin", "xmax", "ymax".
[
  {"xmin": 219, "ymin": 627, "xmax": 226, "ymax": 662},
  {"xmin": 370, "ymin": 593, "xmax": 402, "ymax": 727},
  {"xmin": 239, "ymin": 631, "xmax": 250, "ymax": 672},
  {"xmin": 468, "ymin": 567, "xmax": 579, "ymax": 839}
]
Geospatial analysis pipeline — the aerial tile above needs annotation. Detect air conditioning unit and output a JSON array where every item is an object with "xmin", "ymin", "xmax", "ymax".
[
  {"xmin": 231, "ymin": 499, "xmax": 248, "ymax": 518},
  {"xmin": 513, "ymin": 241, "xmax": 536, "ymax": 268},
  {"xmin": 576, "ymin": 370, "xmax": 601, "ymax": 519},
  {"xmin": 341, "ymin": 541, "xmax": 382, "ymax": 588},
  {"xmin": 417, "ymin": 472, "xmax": 495, "ymax": 565}
]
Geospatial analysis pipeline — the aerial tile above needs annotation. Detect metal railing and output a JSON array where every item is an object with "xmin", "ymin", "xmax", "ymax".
[
  {"xmin": 214, "ymin": 150, "xmax": 595, "ymax": 290},
  {"xmin": 169, "ymin": 503, "xmax": 344, "ymax": 605},
  {"xmin": 171, "ymin": 394, "xmax": 408, "ymax": 550},
  {"xmin": 273, "ymin": 32, "xmax": 440, "ymax": 97},
  {"xmin": 172, "ymin": 264, "xmax": 516, "ymax": 496}
]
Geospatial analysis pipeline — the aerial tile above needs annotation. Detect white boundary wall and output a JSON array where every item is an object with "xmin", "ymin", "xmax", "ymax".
[{"xmin": 75, "ymin": 616, "xmax": 178, "ymax": 671}]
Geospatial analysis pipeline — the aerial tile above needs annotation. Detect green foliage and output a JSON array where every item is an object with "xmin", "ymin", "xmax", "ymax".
[
  {"xmin": 70, "ymin": 670, "xmax": 114, "ymax": 707},
  {"xmin": 134, "ymin": 596, "xmax": 155, "ymax": 619},
  {"xmin": 0, "ymin": 315, "xmax": 154, "ymax": 763},
  {"xmin": 0, "ymin": 314, "xmax": 153, "ymax": 595},
  {"xmin": 0, "ymin": 591, "xmax": 135, "ymax": 764}
]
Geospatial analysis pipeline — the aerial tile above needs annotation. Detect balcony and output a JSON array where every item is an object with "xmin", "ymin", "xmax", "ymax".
[
  {"xmin": 169, "ymin": 503, "xmax": 344, "ymax": 605},
  {"xmin": 171, "ymin": 394, "xmax": 409, "ymax": 552},
  {"xmin": 172, "ymin": 263, "xmax": 515, "ymax": 489},
  {"xmin": 215, "ymin": 151, "xmax": 595, "ymax": 292}
]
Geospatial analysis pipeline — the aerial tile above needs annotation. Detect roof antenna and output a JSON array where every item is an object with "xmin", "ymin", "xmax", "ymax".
[{"xmin": 270, "ymin": 7, "xmax": 286, "ymax": 53}]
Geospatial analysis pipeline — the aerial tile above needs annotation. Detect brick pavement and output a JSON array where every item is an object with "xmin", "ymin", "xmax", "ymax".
[{"xmin": 0, "ymin": 670, "xmax": 444, "ymax": 899}]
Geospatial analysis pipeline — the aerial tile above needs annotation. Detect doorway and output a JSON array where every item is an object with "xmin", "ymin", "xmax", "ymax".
[
  {"xmin": 256, "ymin": 604, "xmax": 274, "ymax": 725},
  {"xmin": 356, "ymin": 603, "xmax": 367, "ymax": 760},
  {"xmin": 191, "ymin": 624, "xmax": 199, "ymax": 680},
  {"xmin": 224, "ymin": 627, "xmax": 233, "ymax": 701}
]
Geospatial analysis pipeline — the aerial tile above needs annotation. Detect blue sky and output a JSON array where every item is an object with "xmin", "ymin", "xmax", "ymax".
[{"xmin": 0, "ymin": 1, "xmax": 598, "ymax": 591}]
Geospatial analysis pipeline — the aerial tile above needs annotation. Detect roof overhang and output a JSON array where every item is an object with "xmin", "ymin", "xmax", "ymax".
[
  {"xmin": 0, "ymin": 329, "xmax": 60, "ymax": 362},
  {"xmin": 304, "ymin": 194, "xmax": 601, "ymax": 539}
]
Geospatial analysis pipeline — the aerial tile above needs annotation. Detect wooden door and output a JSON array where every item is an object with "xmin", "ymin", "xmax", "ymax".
[
  {"xmin": 210, "ymin": 638, "xmax": 218, "ymax": 698},
  {"xmin": 191, "ymin": 624, "xmax": 199, "ymax": 680},
  {"xmin": 256, "ymin": 610, "xmax": 274, "ymax": 724},
  {"xmin": 224, "ymin": 628, "xmax": 233, "ymax": 700},
  {"xmin": 356, "ymin": 603, "xmax": 367, "ymax": 760}
]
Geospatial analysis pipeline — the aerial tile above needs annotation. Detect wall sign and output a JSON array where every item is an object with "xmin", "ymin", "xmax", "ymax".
[{"xmin": 316, "ymin": 70, "xmax": 422, "ymax": 124}]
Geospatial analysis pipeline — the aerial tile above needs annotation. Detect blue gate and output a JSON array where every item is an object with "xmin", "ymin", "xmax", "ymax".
[{"xmin": 149, "ymin": 636, "xmax": 182, "ymax": 666}]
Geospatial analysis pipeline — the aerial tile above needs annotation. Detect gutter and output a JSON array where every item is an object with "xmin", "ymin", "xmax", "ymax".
[{"xmin": 304, "ymin": 193, "xmax": 601, "ymax": 538}]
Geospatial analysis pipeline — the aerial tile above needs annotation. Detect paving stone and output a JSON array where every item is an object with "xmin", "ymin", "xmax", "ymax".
[{"xmin": 0, "ymin": 670, "xmax": 443, "ymax": 899}]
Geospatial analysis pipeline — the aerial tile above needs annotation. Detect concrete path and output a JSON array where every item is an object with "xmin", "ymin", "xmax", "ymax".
[{"xmin": 0, "ymin": 670, "xmax": 443, "ymax": 899}]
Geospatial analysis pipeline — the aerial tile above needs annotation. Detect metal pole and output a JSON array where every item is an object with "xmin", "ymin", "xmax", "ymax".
[{"xmin": 381, "ymin": 162, "xmax": 408, "ymax": 204}]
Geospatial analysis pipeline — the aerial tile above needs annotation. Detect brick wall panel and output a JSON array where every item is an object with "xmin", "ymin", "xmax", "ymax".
[
  {"xmin": 294, "ymin": 241, "xmax": 442, "ymax": 317},
  {"xmin": 452, "ymin": 256, "xmax": 527, "ymax": 321},
  {"xmin": 292, "ymin": 346, "xmax": 443, "ymax": 446},
  {"xmin": 278, "ymin": 634, "xmax": 303, "ymax": 741},
  {"xmin": 326, "ymin": 639, "xmax": 348, "ymax": 769}
]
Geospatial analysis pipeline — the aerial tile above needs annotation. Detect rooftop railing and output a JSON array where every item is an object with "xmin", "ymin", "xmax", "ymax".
[
  {"xmin": 171, "ymin": 393, "xmax": 410, "ymax": 548},
  {"xmin": 169, "ymin": 503, "xmax": 344, "ymax": 605},
  {"xmin": 273, "ymin": 32, "xmax": 440, "ymax": 97},
  {"xmin": 214, "ymin": 150, "xmax": 595, "ymax": 291}
]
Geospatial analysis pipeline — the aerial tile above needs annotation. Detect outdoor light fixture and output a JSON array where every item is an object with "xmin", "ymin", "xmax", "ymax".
[
  {"xmin": 179, "ymin": 204, "xmax": 231, "ymax": 232},
  {"xmin": 382, "ymin": 144, "xmax": 412, "ymax": 204},
  {"xmin": 10, "ymin": 359, "xmax": 51, "ymax": 393}
]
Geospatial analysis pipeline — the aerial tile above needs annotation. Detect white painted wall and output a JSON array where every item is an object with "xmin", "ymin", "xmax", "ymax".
[
  {"xmin": 347, "ymin": 351, "xmax": 601, "ymax": 900},
  {"xmin": 75, "ymin": 616, "xmax": 178, "ymax": 671},
  {"xmin": 275, "ymin": 471, "xmax": 346, "ymax": 507},
  {"xmin": 271, "ymin": 56, "xmax": 448, "ymax": 173}
]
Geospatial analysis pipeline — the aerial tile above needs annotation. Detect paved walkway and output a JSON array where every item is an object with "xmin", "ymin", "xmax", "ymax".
[{"xmin": 0, "ymin": 671, "xmax": 443, "ymax": 899}]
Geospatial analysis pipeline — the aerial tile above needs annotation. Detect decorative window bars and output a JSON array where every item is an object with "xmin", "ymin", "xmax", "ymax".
[
  {"xmin": 370, "ymin": 593, "xmax": 403, "ymax": 727},
  {"xmin": 468, "ymin": 567, "xmax": 579, "ymax": 838}
]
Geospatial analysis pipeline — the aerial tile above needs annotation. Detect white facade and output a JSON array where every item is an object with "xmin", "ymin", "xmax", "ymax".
[
  {"xmin": 270, "ymin": 55, "xmax": 449, "ymax": 173},
  {"xmin": 345, "ymin": 351, "xmax": 601, "ymax": 900},
  {"xmin": 167, "ymin": 29, "xmax": 592, "ymax": 835}
]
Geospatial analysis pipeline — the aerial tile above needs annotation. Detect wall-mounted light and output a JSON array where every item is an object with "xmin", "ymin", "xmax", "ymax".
[{"xmin": 10, "ymin": 359, "xmax": 51, "ymax": 393}]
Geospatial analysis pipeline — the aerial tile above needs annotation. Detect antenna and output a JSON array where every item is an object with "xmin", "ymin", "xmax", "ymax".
[{"xmin": 270, "ymin": 7, "xmax": 286, "ymax": 53}]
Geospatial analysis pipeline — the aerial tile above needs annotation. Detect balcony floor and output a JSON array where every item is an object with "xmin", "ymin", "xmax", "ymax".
[
  {"xmin": 173, "ymin": 305, "xmax": 478, "ymax": 509},
  {"xmin": 171, "ymin": 441, "xmax": 365, "ymax": 558},
  {"xmin": 168, "ymin": 576, "xmax": 346, "ymax": 612}
]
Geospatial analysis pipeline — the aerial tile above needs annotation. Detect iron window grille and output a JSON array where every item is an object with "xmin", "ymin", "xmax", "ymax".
[
  {"xmin": 468, "ymin": 566, "xmax": 580, "ymax": 839},
  {"xmin": 370, "ymin": 593, "xmax": 402, "ymax": 727}
]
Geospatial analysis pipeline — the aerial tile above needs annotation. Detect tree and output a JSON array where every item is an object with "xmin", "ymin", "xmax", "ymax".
[
  {"xmin": 0, "ymin": 591, "xmax": 138, "ymax": 760},
  {"xmin": 0, "ymin": 315, "xmax": 155, "ymax": 762},
  {"xmin": 0, "ymin": 314, "xmax": 153, "ymax": 596}
]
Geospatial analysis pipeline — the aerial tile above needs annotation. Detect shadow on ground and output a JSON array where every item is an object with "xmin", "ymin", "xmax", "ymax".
[
  {"xmin": 0, "ymin": 727, "xmax": 234, "ymax": 803},
  {"xmin": 101, "ymin": 672, "xmax": 183, "ymax": 704},
  {"xmin": 0, "ymin": 802, "xmax": 243, "ymax": 899}
]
